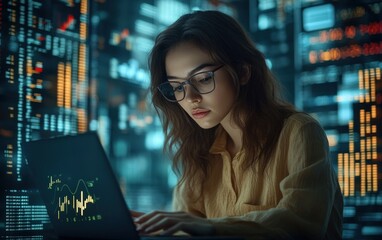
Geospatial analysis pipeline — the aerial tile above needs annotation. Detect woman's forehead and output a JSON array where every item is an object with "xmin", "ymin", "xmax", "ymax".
[{"xmin": 165, "ymin": 42, "xmax": 213, "ymax": 75}]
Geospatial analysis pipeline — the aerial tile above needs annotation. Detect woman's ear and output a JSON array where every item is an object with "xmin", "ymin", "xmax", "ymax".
[{"xmin": 239, "ymin": 64, "xmax": 251, "ymax": 85}]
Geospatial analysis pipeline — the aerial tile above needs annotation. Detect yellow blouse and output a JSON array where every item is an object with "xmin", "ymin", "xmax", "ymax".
[{"xmin": 173, "ymin": 113, "xmax": 343, "ymax": 239}]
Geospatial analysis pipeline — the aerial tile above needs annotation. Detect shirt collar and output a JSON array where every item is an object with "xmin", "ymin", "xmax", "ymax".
[{"xmin": 209, "ymin": 125, "xmax": 228, "ymax": 154}]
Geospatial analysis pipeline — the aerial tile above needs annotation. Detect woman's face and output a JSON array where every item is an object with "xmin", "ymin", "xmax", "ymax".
[{"xmin": 165, "ymin": 42, "xmax": 237, "ymax": 129}]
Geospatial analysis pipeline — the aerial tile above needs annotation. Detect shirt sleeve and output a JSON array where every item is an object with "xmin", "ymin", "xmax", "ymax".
[{"xmin": 208, "ymin": 120, "xmax": 342, "ymax": 240}]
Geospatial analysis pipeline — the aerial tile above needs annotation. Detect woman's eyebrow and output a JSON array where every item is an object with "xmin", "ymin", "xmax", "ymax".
[{"xmin": 167, "ymin": 63, "xmax": 216, "ymax": 80}]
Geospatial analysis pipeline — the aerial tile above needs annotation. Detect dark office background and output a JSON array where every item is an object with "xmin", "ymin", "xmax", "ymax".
[{"xmin": 0, "ymin": 0, "xmax": 381, "ymax": 239}]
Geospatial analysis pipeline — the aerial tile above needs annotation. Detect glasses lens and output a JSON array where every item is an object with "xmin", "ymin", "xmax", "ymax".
[
  {"xmin": 158, "ymin": 69, "xmax": 217, "ymax": 102},
  {"xmin": 190, "ymin": 72, "xmax": 215, "ymax": 94},
  {"xmin": 158, "ymin": 82, "xmax": 184, "ymax": 102}
]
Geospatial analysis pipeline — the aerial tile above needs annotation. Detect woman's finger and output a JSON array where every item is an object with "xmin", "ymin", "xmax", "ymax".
[
  {"xmin": 135, "ymin": 211, "xmax": 186, "ymax": 224},
  {"xmin": 159, "ymin": 222, "xmax": 185, "ymax": 235},
  {"xmin": 135, "ymin": 211, "xmax": 211, "ymax": 236},
  {"xmin": 143, "ymin": 217, "xmax": 179, "ymax": 234},
  {"xmin": 136, "ymin": 212, "xmax": 191, "ymax": 233},
  {"xmin": 137, "ymin": 212, "xmax": 184, "ymax": 232},
  {"xmin": 135, "ymin": 210, "xmax": 166, "ymax": 224},
  {"xmin": 130, "ymin": 210, "xmax": 145, "ymax": 218}
]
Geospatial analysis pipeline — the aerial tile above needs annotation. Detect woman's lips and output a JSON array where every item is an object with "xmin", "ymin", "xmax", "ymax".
[{"xmin": 191, "ymin": 109, "xmax": 210, "ymax": 119}]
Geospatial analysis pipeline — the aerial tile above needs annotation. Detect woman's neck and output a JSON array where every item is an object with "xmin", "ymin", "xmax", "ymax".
[{"xmin": 221, "ymin": 117, "xmax": 243, "ymax": 158}]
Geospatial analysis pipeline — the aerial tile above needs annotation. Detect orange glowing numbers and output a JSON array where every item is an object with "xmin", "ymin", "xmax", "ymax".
[
  {"xmin": 360, "ymin": 21, "xmax": 382, "ymax": 36},
  {"xmin": 309, "ymin": 21, "xmax": 382, "ymax": 45},
  {"xmin": 309, "ymin": 51, "xmax": 318, "ymax": 64},
  {"xmin": 329, "ymin": 28, "xmax": 343, "ymax": 41},
  {"xmin": 308, "ymin": 41, "xmax": 382, "ymax": 64},
  {"xmin": 345, "ymin": 44, "xmax": 362, "ymax": 58},
  {"xmin": 345, "ymin": 26, "xmax": 356, "ymax": 39},
  {"xmin": 319, "ymin": 30, "xmax": 329, "ymax": 43},
  {"xmin": 337, "ymin": 67, "xmax": 381, "ymax": 197},
  {"xmin": 121, "ymin": 29, "xmax": 129, "ymax": 39},
  {"xmin": 330, "ymin": 48, "xmax": 341, "ymax": 60},
  {"xmin": 363, "ymin": 42, "xmax": 382, "ymax": 56}
]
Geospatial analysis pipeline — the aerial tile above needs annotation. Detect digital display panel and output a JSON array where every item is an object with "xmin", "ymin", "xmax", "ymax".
[
  {"xmin": 0, "ymin": 0, "xmax": 90, "ymax": 236},
  {"xmin": 298, "ymin": 1, "xmax": 382, "ymax": 239}
]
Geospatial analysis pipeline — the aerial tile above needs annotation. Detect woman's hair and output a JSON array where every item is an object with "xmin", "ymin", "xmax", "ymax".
[{"xmin": 149, "ymin": 10, "xmax": 296, "ymax": 186}]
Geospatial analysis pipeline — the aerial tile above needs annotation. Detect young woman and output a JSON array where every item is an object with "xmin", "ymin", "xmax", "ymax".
[{"xmin": 133, "ymin": 10, "xmax": 343, "ymax": 239}]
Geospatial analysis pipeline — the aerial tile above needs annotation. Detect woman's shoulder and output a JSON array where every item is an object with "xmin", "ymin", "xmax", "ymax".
[
  {"xmin": 284, "ymin": 112, "xmax": 321, "ymax": 128},
  {"xmin": 281, "ymin": 112, "xmax": 326, "ymax": 139}
]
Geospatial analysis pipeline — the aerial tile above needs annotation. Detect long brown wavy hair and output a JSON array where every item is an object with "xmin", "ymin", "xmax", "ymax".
[{"xmin": 149, "ymin": 11, "xmax": 296, "ymax": 187}]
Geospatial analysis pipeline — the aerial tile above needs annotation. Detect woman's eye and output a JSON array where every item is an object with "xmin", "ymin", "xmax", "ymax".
[
  {"xmin": 197, "ymin": 75, "xmax": 212, "ymax": 84},
  {"xmin": 174, "ymin": 85, "xmax": 184, "ymax": 92}
]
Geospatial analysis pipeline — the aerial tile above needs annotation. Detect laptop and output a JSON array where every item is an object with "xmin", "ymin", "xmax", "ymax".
[{"xmin": 24, "ymin": 132, "xmax": 243, "ymax": 240}]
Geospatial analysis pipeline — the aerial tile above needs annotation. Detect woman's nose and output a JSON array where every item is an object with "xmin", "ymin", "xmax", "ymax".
[{"xmin": 184, "ymin": 85, "xmax": 202, "ymax": 103}]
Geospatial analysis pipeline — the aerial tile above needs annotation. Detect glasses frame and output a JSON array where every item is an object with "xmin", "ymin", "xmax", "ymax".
[{"xmin": 158, "ymin": 64, "xmax": 224, "ymax": 102}]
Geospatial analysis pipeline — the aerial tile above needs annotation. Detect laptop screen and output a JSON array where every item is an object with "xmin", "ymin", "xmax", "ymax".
[{"xmin": 24, "ymin": 132, "xmax": 139, "ymax": 240}]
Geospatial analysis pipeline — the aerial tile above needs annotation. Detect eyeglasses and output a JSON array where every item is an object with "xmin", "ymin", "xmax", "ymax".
[{"xmin": 157, "ymin": 65, "xmax": 224, "ymax": 102}]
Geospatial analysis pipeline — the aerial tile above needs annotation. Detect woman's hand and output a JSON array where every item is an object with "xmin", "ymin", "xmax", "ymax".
[
  {"xmin": 134, "ymin": 211, "xmax": 215, "ymax": 236},
  {"xmin": 131, "ymin": 210, "xmax": 145, "ymax": 218}
]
